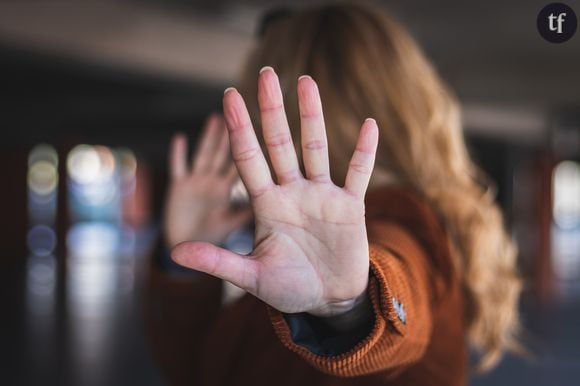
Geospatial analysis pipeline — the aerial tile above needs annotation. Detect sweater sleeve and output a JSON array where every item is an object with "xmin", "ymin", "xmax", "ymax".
[{"xmin": 267, "ymin": 220, "xmax": 435, "ymax": 378}]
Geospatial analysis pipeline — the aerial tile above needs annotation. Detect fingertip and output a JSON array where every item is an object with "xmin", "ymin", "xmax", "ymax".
[
  {"xmin": 297, "ymin": 74, "xmax": 319, "ymax": 93},
  {"xmin": 297, "ymin": 75, "xmax": 321, "ymax": 115},
  {"xmin": 206, "ymin": 112, "xmax": 224, "ymax": 129},
  {"xmin": 224, "ymin": 86, "xmax": 237, "ymax": 96},
  {"xmin": 223, "ymin": 89, "xmax": 252, "ymax": 132},
  {"xmin": 259, "ymin": 65, "xmax": 274, "ymax": 74},
  {"xmin": 223, "ymin": 89, "xmax": 242, "ymax": 115},
  {"xmin": 171, "ymin": 132, "xmax": 186, "ymax": 146},
  {"xmin": 169, "ymin": 132, "xmax": 188, "ymax": 177},
  {"xmin": 205, "ymin": 112, "xmax": 219, "ymax": 125},
  {"xmin": 363, "ymin": 118, "xmax": 379, "ymax": 133},
  {"xmin": 259, "ymin": 66, "xmax": 276, "ymax": 80},
  {"xmin": 258, "ymin": 66, "xmax": 280, "ymax": 101},
  {"xmin": 170, "ymin": 241, "xmax": 208, "ymax": 268},
  {"xmin": 297, "ymin": 74, "xmax": 318, "ymax": 91},
  {"xmin": 222, "ymin": 88, "xmax": 237, "ymax": 114},
  {"xmin": 361, "ymin": 118, "xmax": 379, "ymax": 148},
  {"xmin": 170, "ymin": 240, "xmax": 190, "ymax": 261}
]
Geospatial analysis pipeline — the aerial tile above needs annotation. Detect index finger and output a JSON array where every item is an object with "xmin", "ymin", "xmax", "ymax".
[
  {"xmin": 223, "ymin": 87, "xmax": 274, "ymax": 198},
  {"xmin": 192, "ymin": 114, "xmax": 221, "ymax": 173}
]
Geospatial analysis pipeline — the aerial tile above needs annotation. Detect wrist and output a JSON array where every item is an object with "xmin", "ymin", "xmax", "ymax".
[
  {"xmin": 307, "ymin": 271, "xmax": 370, "ymax": 318},
  {"xmin": 319, "ymin": 290, "xmax": 368, "ymax": 316},
  {"xmin": 308, "ymin": 290, "xmax": 373, "ymax": 333}
]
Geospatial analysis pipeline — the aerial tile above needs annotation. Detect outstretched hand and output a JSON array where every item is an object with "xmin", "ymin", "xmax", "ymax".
[
  {"xmin": 172, "ymin": 67, "xmax": 378, "ymax": 317},
  {"xmin": 164, "ymin": 115, "xmax": 251, "ymax": 248}
]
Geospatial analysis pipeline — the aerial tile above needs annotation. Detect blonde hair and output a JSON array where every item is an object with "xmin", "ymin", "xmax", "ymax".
[{"xmin": 238, "ymin": 1, "xmax": 522, "ymax": 370}]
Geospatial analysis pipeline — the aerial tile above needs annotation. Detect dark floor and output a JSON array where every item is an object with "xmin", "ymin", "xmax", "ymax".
[
  {"xmin": 2, "ymin": 231, "xmax": 580, "ymax": 386},
  {"xmin": 472, "ymin": 298, "xmax": 580, "ymax": 386},
  {"xmin": 2, "ymin": 227, "xmax": 166, "ymax": 386}
]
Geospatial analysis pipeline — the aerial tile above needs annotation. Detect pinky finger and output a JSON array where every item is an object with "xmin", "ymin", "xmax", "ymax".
[
  {"xmin": 344, "ymin": 118, "xmax": 379, "ymax": 199},
  {"xmin": 170, "ymin": 133, "xmax": 188, "ymax": 180}
]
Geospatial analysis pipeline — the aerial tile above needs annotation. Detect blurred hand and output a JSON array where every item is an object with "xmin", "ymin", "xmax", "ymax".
[
  {"xmin": 164, "ymin": 115, "xmax": 252, "ymax": 248},
  {"xmin": 172, "ymin": 68, "xmax": 378, "ymax": 317}
]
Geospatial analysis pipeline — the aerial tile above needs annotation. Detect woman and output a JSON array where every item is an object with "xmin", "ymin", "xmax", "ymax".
[{"xmin": 151, "ymin": 2, "xmax": 522, "ymax": 385}]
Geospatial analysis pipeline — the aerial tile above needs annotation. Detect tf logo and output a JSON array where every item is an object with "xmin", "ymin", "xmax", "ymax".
[{"xmin": 537, "ymin": 3, "xmax": 577, "ymax": 43}]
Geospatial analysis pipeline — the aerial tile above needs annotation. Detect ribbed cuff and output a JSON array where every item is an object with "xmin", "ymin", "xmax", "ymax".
[{"xmin": 266, "ymin": 248, "xmax": 403, "ymax": 376}]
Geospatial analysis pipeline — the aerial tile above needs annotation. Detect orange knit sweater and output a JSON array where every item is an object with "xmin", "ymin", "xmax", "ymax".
[{"xmin": 146, "ymin": 186, "xmax": 468, "ymax": 386}]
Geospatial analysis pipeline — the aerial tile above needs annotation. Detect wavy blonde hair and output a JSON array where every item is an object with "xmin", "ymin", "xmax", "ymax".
[{"xmin": 238, "ymin": 1, "xmax": 522, "ymax": 370}]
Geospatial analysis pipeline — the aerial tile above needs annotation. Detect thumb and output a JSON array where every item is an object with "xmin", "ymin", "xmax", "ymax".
[{"xmin": 171, "ymin": 241, "xmax": 258, "ymax": 292}]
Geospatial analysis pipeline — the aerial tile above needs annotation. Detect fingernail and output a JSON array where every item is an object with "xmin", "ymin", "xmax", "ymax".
[
  {"xmin": 224, "ymin": 87, "xmax": 237, "ymax": 96},
  {"xmin": 298, "ymin": 74, "xmax": 312, "ymax": 81},
  {"xmin": 365, "ymin": 118, "xmax": 376, "ymax": 124},
  {"xmin": 259, "ymin": 66, "xmax": 274, "ymax": 74}
]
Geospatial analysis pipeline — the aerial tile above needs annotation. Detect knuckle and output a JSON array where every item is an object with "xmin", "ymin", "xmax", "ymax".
[
  {"xmin": 259, "ymin": 103, "xmax": 284, "ymax": 114},
  {"xmin": 349, "ymin": 161, "xmax": 370, "ymax": 175},
  {"xmin": 355, "ymin": 146, "xmax": 375, "ymax": 156},
  {"xmin": 299, "ymin": 111, "xmax": 321, "ymax": 121},
  {"xmin": 303, "ymin": 139, "xmax": 326, "ymax": 151},
  {"xmin": 276, "ymin": 169, "xmax": 301, "ymax": 184},
  {"xmin": 265, "ymin": 133, "xmax": 292, "ymax": 149},
  {"xmin": 228, "ymin": 121, "xmax": 253, "ymax": 133},
  {"xmin": 250, "ymin": 184, "xmax": 273, "ymax": 199},
  {"xmin": 233, "ymin": 147, "xmax": 261, "ymax": 163},
  {"xmin": 308, "ymin": 173, "xmax": 330, "ymax": 183}
]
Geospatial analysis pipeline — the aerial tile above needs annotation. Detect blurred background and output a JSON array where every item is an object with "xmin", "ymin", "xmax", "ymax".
[{"xmin": 1, "ymin": 0, "xmax": 579, "ymax": 385}]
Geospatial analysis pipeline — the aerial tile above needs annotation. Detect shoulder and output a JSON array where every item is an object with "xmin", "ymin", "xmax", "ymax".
[
  {"xmin": 364, "ymin": 185, "xmax": 459, "ymax": 296},
  {"xmin": 365, "ymin": 185, "xmax": 445, "ymax": 239}
]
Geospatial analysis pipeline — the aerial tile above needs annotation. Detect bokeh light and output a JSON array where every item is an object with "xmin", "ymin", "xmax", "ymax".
[
  {"xmin": 68, "ymin": 145, "xmax": 104, "ymax": 185},
  {"xmin": 118, "ymin": 148, "xmax": 137, "ymax": 184},
  {"xmin": 28, "ymin": 160, "xmax": 58, "ymax": 196},
  {"xmin": 28, "ymin": 144, "xmax": 58, "ymax": 168},
  {"xmin": 27, "ymin": 144, "xmax": 58, "ymax": 251},
  {"xmin": 27, "ymin": 254, "xmax": 57, "ymax": 298},
  {"xmin": 553, "ymin": 161, "xmax": 580, "ymax": 229},
  {"xmin": 67, "ymin": 145, "xmax": 121, "ymax": 220},
  {"xmin": 26, "ymin": 225, "xmax": 57, "ymax": 257},
  {"xmin": 27, "ymin": 144, "xmax": 58, "ymax": 214},
  {"xmin": 67, "ymin": 222, "xmax": 120, "ymax": 261}
]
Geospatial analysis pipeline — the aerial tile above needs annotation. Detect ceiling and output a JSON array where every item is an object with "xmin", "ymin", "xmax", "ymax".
[{"xmin": 0, "ymin": 0, "xmax": 579, "ymax": 143}]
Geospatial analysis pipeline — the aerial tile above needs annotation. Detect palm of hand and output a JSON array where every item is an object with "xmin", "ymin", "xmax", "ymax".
[
  {"xmin": 165, "ymin": 176, "xmax": 229, "ymax": 245},
  {"xmin": 251, "ymin": 182, "xmax": 369, "ymax": 315},
  {"xmin": 173, "ymin": 68, "xmax": 378, "ymax": 316}
]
